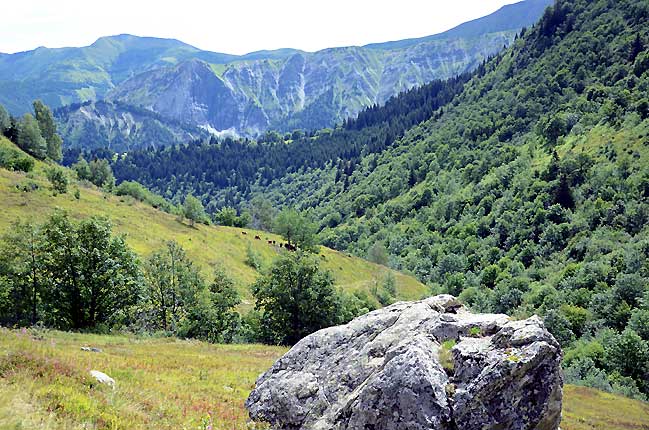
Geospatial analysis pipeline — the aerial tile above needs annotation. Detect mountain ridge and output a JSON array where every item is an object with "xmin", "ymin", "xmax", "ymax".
[
  {"xmin": 364, "ymin": 0, "xmax": 553, "ymax": 50},
  {"xmin": 0, "ymin": 0, "xmax": 552, "ymax": 147}
]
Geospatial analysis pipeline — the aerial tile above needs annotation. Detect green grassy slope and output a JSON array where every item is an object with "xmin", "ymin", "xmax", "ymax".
[
  {"xmin": 1, "ymin": 329, "xmax": 647, "ymax": 430},
  {"xmin": 0, "ymin": 137, "xmax": 426, "ymax": 303}
]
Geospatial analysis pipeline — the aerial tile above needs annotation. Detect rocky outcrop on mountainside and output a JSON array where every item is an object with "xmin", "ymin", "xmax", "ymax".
[
  {"xmin": 108, "ymin": 33, "xmax": 517, "ymax": 137},
  {"xmin": 246, "ymin": 295, "xmax": 563, "ymax": 430}
]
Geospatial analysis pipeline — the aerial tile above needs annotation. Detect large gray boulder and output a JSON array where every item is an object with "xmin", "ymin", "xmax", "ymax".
[{"xmin": 246, "ymin": 295, "xmax": 563, "ymax": 430}]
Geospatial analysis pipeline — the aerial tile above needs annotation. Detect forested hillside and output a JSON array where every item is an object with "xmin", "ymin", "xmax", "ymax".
[
  {"xmin": 0, "ymin": 131, "xmax": 430, "ymax": 346},
  {"xmin": 88, "ymin": 0, "xmax": 649, "ymax": 399},
  {"xmin": 104, "ymin": 72, "xmax": 472, "ymax": 210},
  {"xmin": 285, "ymin": 0, "xmax": 649, "ymax": 398}
]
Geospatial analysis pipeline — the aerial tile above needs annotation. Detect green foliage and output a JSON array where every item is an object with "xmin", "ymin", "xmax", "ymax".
[
  {"xmin": 273, "ymin": 208, "xmax": 318, "ymax": 252},
  {"xmin": 367, "ymin": 241, "xmax": 389, "ymax": 266},
  {"xmin": 0, "ymin": 103, "xmax": 9, "ymax": 134},
  {"xmin": 16, "ymin": 114, "xmax": 46, "ymax": 160},
  {"xmin": 88, "ymin": 158, "xmax": 115, "ymax": 189},
  {"xmin": 338, "ymin": 290, "xmax": 377, "ymax": 323},
  {"xmin": 0, "ymin": 222, "xmax": 43, "ymax": 326},
  {"xmin": 249, "ymin": 196, "xmax": 276, "ymax": 231},
  {"xmin": 0, "ymin": 211, "xmax": 142, "ymax": 330},
  {"xmin": 114, "ymin": 180, "xmax": 172, "ymax": 212},
  {"xmin": 601, "ymin": 329, "xmax": 649, "ymax": 394},
  {"xmin": 0, "ymin": 141, "xmax": 34, "ymax": 172},
  {"xmin": 45, "ymin": 167, "xmax": 68, "ymax": 194},
  {"xmin": 371, "ymin": 272, "xmax": 398, "ymax": 306},
  {"xmin": 439, "ymin": 339, "xmax": 457, "ymax": 375},
  {"xmin": 383, "ymin": 272, "xmax": 397, "ymax": 298},
  {"xmin": 469, "ymin": 326, "xmax": 482, "ymax": 337},
  {"xmin": 177, "ymin": 267, "xmax": 241, "ymax": 343},
  {"xmin": 214, "ymin": 206, "xmax": 237, "ymax": 226},
  {"xmin": 251, "ymin": 251, "xmax": 341, "ymax": 345},
  {"xmin": 143, "ymin": 241, "xmax": 201, "ymax": 332},
  {"xmin": 214, "ymin": 206, "xmax": 249, "ymax": 227},
  {"xmin": 33, "ymin": 100, "xmax": 62, "ymax": 162},
  {"xmin": 245, "ymin": 242, "xmax": 262, "ymax": 271},
  {"xmin": 71, "ymin": 156, "xmax": 91, "ymax": 181},
  {"xmin": 628, "ymin": 308, "xmax": 649, "ymax": 340},
  {"xmin": 183, "ymin": 194, "xmax": 206, "ymax": 227}
]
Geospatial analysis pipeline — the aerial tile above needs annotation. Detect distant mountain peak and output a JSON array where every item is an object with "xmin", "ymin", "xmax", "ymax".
[
  {"xmin": 364, "ymin": 0, "xmax": 553, "ymax": 50},
  {"xmin": 1, "ymin": 0, "xmax": 553, "ymax": 145}
]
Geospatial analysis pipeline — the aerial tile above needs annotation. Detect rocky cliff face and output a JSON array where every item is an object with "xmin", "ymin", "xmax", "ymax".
[
  {"xmin": 246, "ymin": 295, "xmax": 563, "ymax": 430},
  {"xmin": 55, "ymin": 100, "xmax": 208, "ymax": 151},
  {"xmin": 108, "ymin": 32, "xmax": 517, "ymax": 136}
]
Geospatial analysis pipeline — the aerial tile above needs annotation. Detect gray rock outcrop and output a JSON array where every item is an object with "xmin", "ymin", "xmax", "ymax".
[{"xmin": 246, "ymin": 295, "xmax": 563, "ymax": 430}]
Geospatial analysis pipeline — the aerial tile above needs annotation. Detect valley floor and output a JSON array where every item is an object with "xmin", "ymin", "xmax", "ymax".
[{"xmin": 0, "ymin": 329, "xmax": 647, "ymax": 430}]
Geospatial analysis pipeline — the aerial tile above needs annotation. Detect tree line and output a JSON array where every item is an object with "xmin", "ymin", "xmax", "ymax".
[
  {"xmin": 66, "ymin": 70, "xmax": 473, "ymax": 212},
  {"xmin": 0, "ymin": 210, "xmax": 378, "ymax": 346},
  {"xmin": 0, "ymin": 100, "xmax": 62, "ymax": 163}
]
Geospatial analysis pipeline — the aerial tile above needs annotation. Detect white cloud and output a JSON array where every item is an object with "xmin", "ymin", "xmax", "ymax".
[{"xmin": 0, "ymin": 0, "xmax": 522, "ymax": 54}]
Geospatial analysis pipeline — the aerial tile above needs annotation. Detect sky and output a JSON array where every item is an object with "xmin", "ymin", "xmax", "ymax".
[{"xmin": 1, "ymin": 0, "xmax": 522, "ymax": 55}]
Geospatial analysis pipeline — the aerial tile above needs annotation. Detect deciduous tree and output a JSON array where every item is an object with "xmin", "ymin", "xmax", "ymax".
[
  {"xmin": 252, "ymin": 252, "xmax": 341, "ymax": 345},
  {"xmin": 33, "ymin": 100, "xmax": 62, "ymax": 161}
]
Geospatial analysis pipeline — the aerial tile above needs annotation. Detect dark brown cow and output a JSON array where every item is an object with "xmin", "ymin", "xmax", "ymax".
[{"xmin": 254, "ymin": 235, "xmax": 261, "ymax": 240}]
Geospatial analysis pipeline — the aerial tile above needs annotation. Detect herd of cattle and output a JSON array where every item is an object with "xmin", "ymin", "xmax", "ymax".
[{"xmin": 241, "ymin": 231, "xmax": 297, "ymax": 251}]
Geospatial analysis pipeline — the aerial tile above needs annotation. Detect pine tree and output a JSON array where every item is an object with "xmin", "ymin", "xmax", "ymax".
[{"xmin": 629, "ymin": 34, "xmax": 644, "ymax": 63}]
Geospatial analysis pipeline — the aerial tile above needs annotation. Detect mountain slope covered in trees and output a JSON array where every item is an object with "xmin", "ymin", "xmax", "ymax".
[{"xmin": 98, "ymin": 0, "xmax": 649, "ymax": 399}]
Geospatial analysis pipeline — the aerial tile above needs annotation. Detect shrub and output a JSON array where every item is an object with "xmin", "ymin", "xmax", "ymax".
[
  {"xmin": 114, "ymin": 180, "xmax": 172, "ymax": 212},
  {"xmin": 245, "ymin": 243, "xmax": 262, "ymax": 270},
  {"xmin": 45, "ymin": 167, "xmax": 68, "ymax": 194},
  {"xmin": 0, "ymin": 145, "xmax": 34, "ymax": 172}
]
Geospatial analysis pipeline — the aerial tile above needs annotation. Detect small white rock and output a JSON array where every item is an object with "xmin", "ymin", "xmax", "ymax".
[{"xmin": 90, "ymin": 370, "xmax": 115, "ymax": 387}]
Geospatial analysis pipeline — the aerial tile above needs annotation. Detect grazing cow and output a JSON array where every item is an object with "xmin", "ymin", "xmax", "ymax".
[
  {"xmin": 255, "ymin": 235, "xmax": 261, "ymax": 240},
  {"xmin": 272, "ymin": 241, "xmax": 276, "ymax": 245},
  {"xmin": 268, "ymin": 240, "xmax": 273, "ymax": 244},
  {"xmin": 241, "ymin": 231, "xmax": 247, "ymax": 235}
]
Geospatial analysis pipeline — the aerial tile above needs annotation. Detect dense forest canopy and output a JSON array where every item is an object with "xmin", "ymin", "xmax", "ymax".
[
  {"xmin": 67, "ymin": 72, "xmax": 473, "ymax": 212},
  {"xmin": 65, "ymin": 0, "xmax": 649, "ymax": 399}
]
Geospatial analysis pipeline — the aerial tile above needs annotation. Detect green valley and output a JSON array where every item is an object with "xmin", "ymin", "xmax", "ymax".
[
  {"xmin": 100, "ymin": 0, "xmax": 649, "ymax": 401},
  {"xmin": 1, "ymin": 0, "xmax": 648, "ymax": 428}
]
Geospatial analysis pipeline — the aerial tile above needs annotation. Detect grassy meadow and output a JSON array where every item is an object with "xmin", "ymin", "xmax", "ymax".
[
  {"xmin": 1, "ymin": 329, "xmax": 648, "ymax": 430},
  {"xmin": 0, "ymin": 136, "xmax": 427, "ymax": 304}
]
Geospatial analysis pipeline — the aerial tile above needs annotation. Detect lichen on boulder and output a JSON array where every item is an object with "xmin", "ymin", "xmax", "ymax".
[{"xmin": 246, "ymin": 294, "xmax": 563, "ymax": 430}]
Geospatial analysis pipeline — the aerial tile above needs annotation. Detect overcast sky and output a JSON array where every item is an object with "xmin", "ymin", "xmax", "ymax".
[{"xmin": 1, "ymin": 0, "xmax": 522, "ymax": 55}]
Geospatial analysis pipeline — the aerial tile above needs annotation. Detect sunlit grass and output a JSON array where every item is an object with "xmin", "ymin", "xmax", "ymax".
[
  {"xmin": 0, "ymin": 328, "xmax": 285, "ymax": 430},
  {"xmin": 1, "ymin": 329, "xmax": 647, "ymax": 430},
  {"xmin": 0, "ymin": 136, "xmax": 427, "ymax": 303},
  {"xmin": 562, "ymin": 385, "xmax": 649, "ymax": 430}
]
